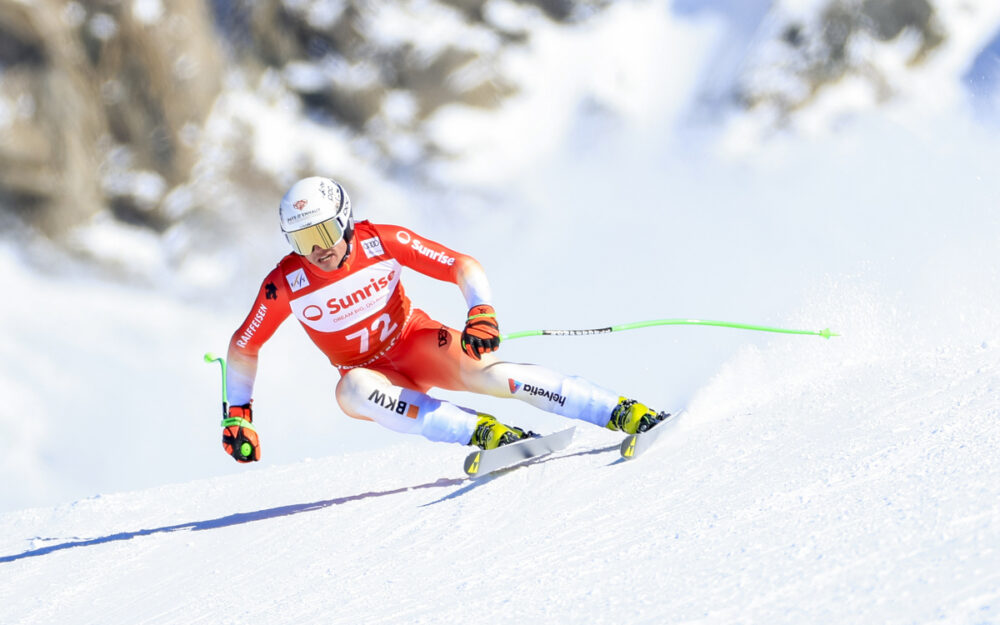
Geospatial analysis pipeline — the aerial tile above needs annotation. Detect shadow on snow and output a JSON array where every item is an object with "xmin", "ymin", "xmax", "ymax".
[
  {"xmin": 0, "ymin": 477, "xmax": 465, "ymax": 564},
  {"xmin": 1, "ymin": 444, "xmax": 621, "ymax": 563},
  {"xmin": 420, "ymin": 443, "xmax": 619, "ymax": 506}
]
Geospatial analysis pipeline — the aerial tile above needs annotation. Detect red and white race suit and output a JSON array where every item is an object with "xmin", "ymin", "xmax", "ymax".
[{"xmin": 227, "ymin": 221, "xmax": 619, "ymax": 444}]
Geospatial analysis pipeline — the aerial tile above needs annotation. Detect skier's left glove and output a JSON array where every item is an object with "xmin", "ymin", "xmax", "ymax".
[
  {"xmin": 222, "ymin": 403, "xmax": 260, "ymax": 463},
  {"xmin": 461, "ymin": 304, "xmax": 500, "ymax": 360}
]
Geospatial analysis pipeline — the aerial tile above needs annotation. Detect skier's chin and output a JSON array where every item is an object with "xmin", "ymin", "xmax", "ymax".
[{"xmin": 311, "ymin": 255, "xmax": 339, "ymax": 271}]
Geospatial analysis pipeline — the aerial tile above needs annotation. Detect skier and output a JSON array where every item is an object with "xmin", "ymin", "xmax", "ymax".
[{"xmin": 221, "ymin": 176, "xmax": 668, "ymax": 463}]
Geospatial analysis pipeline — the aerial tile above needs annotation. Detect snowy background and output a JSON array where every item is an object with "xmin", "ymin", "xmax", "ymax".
[{"xmin": 1, "ymin": 0, "xmax": 999, "ymax": 622}]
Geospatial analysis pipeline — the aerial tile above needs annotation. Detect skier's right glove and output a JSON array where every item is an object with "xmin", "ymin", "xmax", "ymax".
[
  {"xmin": 461, "ymin": 304, "xmax": 500, "ymax": 360},
  {"xmin": 221, "ymin": 403, "xmax": 260, "ymax": 463}
]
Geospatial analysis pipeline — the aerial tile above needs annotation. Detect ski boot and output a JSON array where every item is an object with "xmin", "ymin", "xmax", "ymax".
[
  {"xmin": 606, "ymin": 397, "xmax": 670, "ymax": 434},
  {"xmin": 470, "ymin": 413, "xmax": 531, "ymax": 450}
]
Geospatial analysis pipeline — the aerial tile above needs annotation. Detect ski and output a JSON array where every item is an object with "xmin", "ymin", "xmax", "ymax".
[
  {"xmin": 464, "ymin": 427, "xmax": 575, "ymax": 478},
  {"xmin": 619, "ymin": 411, "xmax": 683, "ymax": 460}
]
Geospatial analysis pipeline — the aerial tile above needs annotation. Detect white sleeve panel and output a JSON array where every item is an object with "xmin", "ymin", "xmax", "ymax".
[
  {"xmin": 456, "ymin": 258, "xmax": 493, "ymax": 308},
  {"xmin": 225, "ymin": 349, "xmax": 258, "ymax": 407}
]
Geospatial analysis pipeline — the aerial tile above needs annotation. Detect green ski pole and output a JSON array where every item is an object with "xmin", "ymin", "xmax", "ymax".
[
  {"xmin": 203, "ymin": 352, "xmax": 229, "ymax": 407},
  {"xmin": 204, "ymin": 353, "xmax": 255, "ymax": 459},
  {"xmin": 501, "ymin": 318, "xmax": 838, "ymax": 341}
]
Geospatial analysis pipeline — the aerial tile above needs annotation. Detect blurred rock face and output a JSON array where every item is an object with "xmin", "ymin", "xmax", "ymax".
[
  {"xmin": 0, "ymin": 0, "xmax": 223, "ymax": 237},
  {"xmin": 0, "ymin": 0, "xmax": 974, "ymax": 251},
  {"xmin": 735, "ymin": 0, "xmax": 946, "ymax": 117},
  {"xmin": 237, "ymin": 0, "xmax": 521, "ymax": 131},
  {"xmin": 0, "ymin": 0, "xmax": 610, "ymax": 246}
]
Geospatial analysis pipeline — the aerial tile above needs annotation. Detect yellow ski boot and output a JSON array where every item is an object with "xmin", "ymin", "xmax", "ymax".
[
  {"xmin": 606, "ymin": 398, "xmax": 669, "ymax": 434},
  {"xmin": 469, "ymin": 413, "xmax": 530, "ymax": 450}
]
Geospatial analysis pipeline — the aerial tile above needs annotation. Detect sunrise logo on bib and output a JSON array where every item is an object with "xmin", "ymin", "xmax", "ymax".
[{"xmin": 289, "ymin": 260, "xmax": 401, "ymax": 332}]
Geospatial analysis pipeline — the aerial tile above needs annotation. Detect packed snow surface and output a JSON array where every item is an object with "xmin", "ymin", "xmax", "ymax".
[{"xmin": 2, "ymin": 300, "xmax": 999, "ymax": 623}]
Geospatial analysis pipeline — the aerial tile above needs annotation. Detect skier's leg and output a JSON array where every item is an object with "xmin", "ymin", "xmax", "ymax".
[
  {"xmin": 382, "ymin": 312, "xmax": 623, "ymax": 427},
  {"xmin": 462, "ymin": 359, "xmax": 622, "ymax": 427},
  {"xmin": 380, "ymin": 310, "xmax": 669, "ymax": 434},
  {"xmin": 462, "ymin": 359, "xmax": 670, "ymax": 433},
  {"xmin": 335, "ymin": 367, "xmax": 480, "ymax": 444}
]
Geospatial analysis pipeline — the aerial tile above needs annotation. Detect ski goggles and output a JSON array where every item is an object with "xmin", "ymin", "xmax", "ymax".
[{"xmin": 284, "ymin": 217, "xmax": 345, "ymax": 256}]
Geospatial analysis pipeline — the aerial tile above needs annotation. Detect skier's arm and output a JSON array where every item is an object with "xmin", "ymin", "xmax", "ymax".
[
  {"xmin": 221, "ymin": 270, "xmax": 291, "ymax": 463},
  {"xmin": 375, "ymin": 223, "xmax": 499, "ymax": 358},
  {"xmin": 225, "ymin": 269, "xmax": 291, "ymax": 405},
  {"xmin": 453, "ymin": 257, "xmax": 492, "ymax": 310},
  {"xmin": 374, "ymin": 223, "xmax": 492, "ymax": 308}
]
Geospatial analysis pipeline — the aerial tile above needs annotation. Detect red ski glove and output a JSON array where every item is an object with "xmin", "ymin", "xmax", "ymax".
[
  {"xmin": 461, "ymin": 304, "xmax": 500, "ymax": 360},
  {"xmin": 222, "ymin": 403, "xmax": 260, "ymax": 463}
]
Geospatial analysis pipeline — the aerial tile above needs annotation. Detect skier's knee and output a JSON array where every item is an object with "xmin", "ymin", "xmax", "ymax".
[
  {"xmin": 459, "ymin": 356, "xmax": 505, "ymax": 391},
  {"xmin": 336, "ymin": 368, "xmax": 384, "ymax": 420}
]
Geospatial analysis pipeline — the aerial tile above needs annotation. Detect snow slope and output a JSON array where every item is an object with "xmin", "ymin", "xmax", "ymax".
[{"xmin": 2, "ymin": 279, "xmax": 999, "ymax": 623}]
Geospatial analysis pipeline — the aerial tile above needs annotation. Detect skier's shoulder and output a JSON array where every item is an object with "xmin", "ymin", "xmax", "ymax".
[
  {"xmin": 274, "ymin": 251, "xmax": 304, "ymax": 273},
  {"xmin": 361, "ymin": 221, "xmax": 419, "ymax": 253},
  {"xmin": 368, "ymin": 221, "xmax": 428, "ymax": 247},
  {"xmin": 369, "ymin": 222, "xmax": 468, "ymax": 270},
  {"xmin": 263, "ymin": 253, "xmax": 310, "ymax": 298},
  {"xmin": 364, "ymin": 220, "xmax": 412, "ymax": 238}
]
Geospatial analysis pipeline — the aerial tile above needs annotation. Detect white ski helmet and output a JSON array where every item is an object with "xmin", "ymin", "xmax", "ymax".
[{"xmin": 278, "ymin": 177, "xmax": 354, "ymax": 255}]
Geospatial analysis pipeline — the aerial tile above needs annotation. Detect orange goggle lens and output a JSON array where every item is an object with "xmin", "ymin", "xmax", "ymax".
[{"xmin": 284, "ymin": 219, "xmax": 345, "ymax": 255}]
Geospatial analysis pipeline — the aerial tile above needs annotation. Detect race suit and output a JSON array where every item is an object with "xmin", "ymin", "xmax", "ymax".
[{"xmin": 227, "ymin": 221, "xmax": 620, "ymax": 444}]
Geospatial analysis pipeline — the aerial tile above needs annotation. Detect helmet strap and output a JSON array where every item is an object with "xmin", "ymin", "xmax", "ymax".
[{"xmin": 336, "ymin": 221, "xmax": 355, "ymax": 268}]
